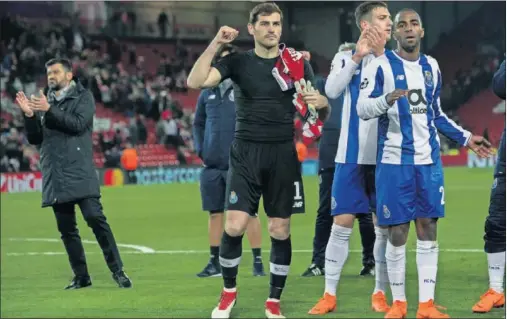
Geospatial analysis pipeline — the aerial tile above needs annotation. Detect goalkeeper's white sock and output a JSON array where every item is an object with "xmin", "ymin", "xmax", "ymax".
[
  {"xmin": 324, "ymin": 224, "xmax": 352, "ymax": 296},
  {"xmin": 386, "ymin": 241, "xmax": 406, "ymax": 302},
  {"xmin": 487, "ymin": 252, "xmax": 506, "ymax": 293},
  {"xmin": 373, "ymin": 227, "xmax": 389, "ymax": 294},
  {"xmin": 416, "ymin": 240, "xmax": 439, "ymax": 303}
]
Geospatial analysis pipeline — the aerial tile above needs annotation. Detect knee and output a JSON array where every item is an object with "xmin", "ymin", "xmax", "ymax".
[
  {"xmin": 268, "ymin": 219, "xmax": 290, "ymax": 240},
  {"xmin": 333, "ymin": 214, "xmax": 355, "ymax": 228},
  {"xmin": 57, "ymin": 222, "xmax": 78, "ymax": 236},
  {"xmin": 85, "ymin": 214, "xmax": 107, "ymax": 228},
  {"xmin": 388, "ymin": 225, "xmax": 409, "ymax": 246},
  {"xmin": 416, "ymin": 218, "xmax": 438, "ymax": 241},
  {"xmin": 357, "ymin": 213, "xmax": 373, "ymax": 225},
  {"xmin": 224, "ymin": 211, "xmax": 249, "ymax": 237}
]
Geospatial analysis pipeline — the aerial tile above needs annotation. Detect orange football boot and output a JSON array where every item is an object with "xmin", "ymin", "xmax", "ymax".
[
  {"xmin": 472, "ymin": 289, "xmax": 505, "ymax": 313},
  {"xmin": 384, "ymin": 300, "xmax": 407, "ymax": 319},
  {"xmin": 416, "ymin": 299, "xmax": 450, "ymax": 319},
  {"xmin": 372, "ymin": 291, "xmax": 391, "ymax": 312},
  {"xmin": 308, "ymin": 293, "xmax": 336, "ymax": 315}
]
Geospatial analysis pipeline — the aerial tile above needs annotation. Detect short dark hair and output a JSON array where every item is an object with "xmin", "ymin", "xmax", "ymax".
[
  {"xmin": 249, "ymin": 2, "xmax": 283, "ymax": 25},
  {"xmin": 394, "ymin": 8, "xmax": 423, "ymax": 26},
  {"xmin": 213, "ymin": 44, "xmax": 240, "ymax": 64},
  {"xmin": 354, "ymin": 1, "xmax": 388, "ymax": 29},
  {"xmin": 45, "ymin": 58, "xmax": 72, "ymax": 72}
]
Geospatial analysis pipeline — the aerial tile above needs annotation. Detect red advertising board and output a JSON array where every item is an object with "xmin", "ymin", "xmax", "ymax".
[
  {"xmin": 441, "ymin": 148, "xmax": 468, "ymax": 167},
  {"xmin": 0, "ymin": 172, "xmax": 43, "ymax": 194}
]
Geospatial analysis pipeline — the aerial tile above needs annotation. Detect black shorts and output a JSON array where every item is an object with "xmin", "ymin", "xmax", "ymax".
[
  {"xmin": 199, "ymin": 168, "xmax": 228, "ymax": 213},
  {"xmin": 225, "ymin": 139, "xmax": 305, "ymax": 218}
]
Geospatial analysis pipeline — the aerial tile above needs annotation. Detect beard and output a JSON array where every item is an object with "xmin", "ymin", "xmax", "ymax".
[
  {"xmin": 48, "ymin": 80, "xmax": 65, "ymax": 91},
  {"xmin": 402, "ymin": 42, "xmax": 419, "ymax": 53}
]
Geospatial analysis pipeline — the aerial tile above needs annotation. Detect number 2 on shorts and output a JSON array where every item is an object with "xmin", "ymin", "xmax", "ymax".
[{"xmin": 439, "ymin": 186, "xmax": 445, "ymax": 205}]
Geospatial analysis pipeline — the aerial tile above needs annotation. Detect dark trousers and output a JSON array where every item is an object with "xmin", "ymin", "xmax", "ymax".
[
  {"xmin": 311, "ymin": 167, "xmax": 375, "ymax": 267},
  {"xmin": 484, "ymin": 176, "xmax": 506, "ymax": 253},
  {"xmin": 52, "ymin": 197, "xmax": 123, "ymax": 277}
]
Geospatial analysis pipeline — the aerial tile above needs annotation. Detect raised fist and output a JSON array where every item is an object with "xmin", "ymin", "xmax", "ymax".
[{"xmin": 214, "ymin": 26, "xmax": 239, "ymax": 44}]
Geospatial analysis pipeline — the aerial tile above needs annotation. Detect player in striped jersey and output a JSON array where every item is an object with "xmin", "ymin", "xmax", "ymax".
[
  {"xmin": 308, "ymin": 2, "xmax": 392, "ymax": 316},
  {"xmin": 357, "ymin": 9, "xmax": 493, "ymax": 319}
]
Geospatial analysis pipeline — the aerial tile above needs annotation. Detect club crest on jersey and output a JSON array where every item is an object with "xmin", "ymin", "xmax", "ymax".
[
  {"xmin": 424, "ymin": 71, "xmax": 433, "ymax": 87},
  {"xmin": 229, "ymin": 191, "xmax": 238, "ymax": 204},
  {"xmin": 360, "ymin": 78, "xmax": 369, "ymax": 90},
  {"xmin": 383, "ymin": 205, "xmax": 391, "ymax": 218}
]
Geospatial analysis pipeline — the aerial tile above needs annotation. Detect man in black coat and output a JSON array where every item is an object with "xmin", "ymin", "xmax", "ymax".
[{"xmin": 15, "ymin": 58, "xmax": 132, "ymax": 290}]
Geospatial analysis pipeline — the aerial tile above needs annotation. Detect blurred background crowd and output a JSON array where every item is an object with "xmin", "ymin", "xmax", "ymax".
[{"xmin": 1, "ymin": 1, "xmax": 505, "ymax": 173}]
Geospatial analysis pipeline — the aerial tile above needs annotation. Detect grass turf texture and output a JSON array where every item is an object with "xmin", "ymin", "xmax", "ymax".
[{"xmin": 1, "ymin": 167, "xmax": 504, "ymax": 318}]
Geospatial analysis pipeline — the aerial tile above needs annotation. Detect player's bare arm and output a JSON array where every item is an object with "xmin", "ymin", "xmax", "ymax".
[{"xmin": 187, "ymin": 26, "xmax": 238, "ymax": 89}]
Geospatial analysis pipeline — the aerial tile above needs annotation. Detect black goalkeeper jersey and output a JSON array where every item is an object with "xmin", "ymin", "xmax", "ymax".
[{"xmin": 213, "ymin": 49, "xmax": 315, "ymax": 143}]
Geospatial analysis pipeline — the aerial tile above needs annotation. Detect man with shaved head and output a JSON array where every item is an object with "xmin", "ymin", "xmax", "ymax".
[{"xmin": 357, "ymin": 8, "xmax": 493, "ymax": 319}]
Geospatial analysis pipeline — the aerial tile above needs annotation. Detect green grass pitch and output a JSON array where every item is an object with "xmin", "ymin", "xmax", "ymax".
[{"xmin": 1, "ymin": 167, "xmax": 505, "ymax": 318}]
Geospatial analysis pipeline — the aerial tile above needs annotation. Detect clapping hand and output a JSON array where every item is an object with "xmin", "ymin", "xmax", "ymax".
[
  {"xmin": 28, "ymin": 90, "xmax": 51, "ymax": 112},
  {"xmin": 15, "ymin": 91, "xmax": 34, "ymax": 117}
]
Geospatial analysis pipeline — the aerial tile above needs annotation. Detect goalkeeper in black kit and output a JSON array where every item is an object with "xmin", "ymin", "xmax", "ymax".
[{"xmin": 187, "ymin": 3, "xmax": 330, "ymax": 318}]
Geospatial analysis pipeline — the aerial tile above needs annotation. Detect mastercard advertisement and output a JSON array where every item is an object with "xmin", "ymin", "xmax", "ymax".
[
  {"xmin": 102, "ymin": 168, "xmax": 126, "ymax": 186},
  {"xmin": 100, "ymin": 166, "xmax": 204, "ymax": 186}
]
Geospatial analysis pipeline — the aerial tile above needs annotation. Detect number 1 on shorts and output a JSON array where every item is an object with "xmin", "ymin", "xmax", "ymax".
[{"xmin": 294, "ymin": 181, "xmax": 302, "ymax": 200}]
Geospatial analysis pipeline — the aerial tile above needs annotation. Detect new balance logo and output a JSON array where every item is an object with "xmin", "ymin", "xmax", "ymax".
[
  {"xmin": 396, "ymin": 75, "xmax": 405, "ymax": 81},
  {"xmin": 293, "ymin": 201, "xmax": 303, "ymax": 208}
]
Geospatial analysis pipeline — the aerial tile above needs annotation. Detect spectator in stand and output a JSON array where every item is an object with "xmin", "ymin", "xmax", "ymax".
[{"xmin": 157, "ymin": 11, "xmax": 169, "ymax": 38}]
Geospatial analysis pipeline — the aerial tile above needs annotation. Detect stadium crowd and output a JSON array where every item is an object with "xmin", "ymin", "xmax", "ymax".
[
  {"xmin": 1, "ymin": 14, "xmax": 196, "ymax": 172},
  {"xmin": 0, "ymin": 7, "xmax": 504, "ymax": 172}
]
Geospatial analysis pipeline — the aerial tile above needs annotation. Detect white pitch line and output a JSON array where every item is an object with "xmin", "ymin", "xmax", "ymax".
[
  {"xmin": 7, "ymin": 237, "xmax": 155, "ymax": 253},
  {"xmin": 4, "ymin": 248, "xmax": 484, "ymax": 257}
]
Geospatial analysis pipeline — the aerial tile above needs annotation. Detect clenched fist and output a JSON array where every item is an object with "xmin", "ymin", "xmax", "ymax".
[{"xmin": 214, "ymin": 26, "xmax": 239, "ymax": 45}]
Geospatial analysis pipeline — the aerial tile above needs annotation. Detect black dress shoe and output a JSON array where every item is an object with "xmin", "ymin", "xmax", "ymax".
[
  {"xmin": 359, "ymin": 263, "xmax": 375, "ymax": 276},
  {"xmin": 64, "ymin": 276, "xmax": 92, "ymax": 290},
  {"xmin": 113, "ymin": 270, "xmax": 132, "ymax": 288},
  {"xmin": 301, "ymin": 264, "xmax": 325, "ymax": 277}
]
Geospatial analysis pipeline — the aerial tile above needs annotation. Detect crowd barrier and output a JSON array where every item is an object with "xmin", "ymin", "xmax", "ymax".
[{"xmin": 1, "ymin": 148, "xmax": 498, "ymax": 194}]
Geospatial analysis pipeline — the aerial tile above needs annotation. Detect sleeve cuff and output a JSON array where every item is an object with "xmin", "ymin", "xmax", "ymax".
[
  {"xmin": 380, "ymin": 93, "xmax": 391, "ymax": 109},
  {"xmin": 462, "ymin": 130, "xmax": 472, "ymax": 146}
]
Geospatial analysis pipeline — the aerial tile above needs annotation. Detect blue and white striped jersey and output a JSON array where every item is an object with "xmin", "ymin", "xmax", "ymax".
[
  {"xmin": 357, "ymin": 50, "xmax": 471, "ymax": 165},
  {"xmin": 326, "ymin": 50, "xmax": 379, "ymax": 165}
]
